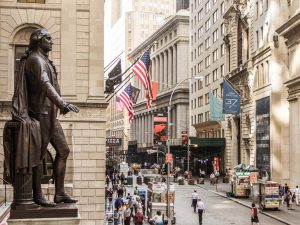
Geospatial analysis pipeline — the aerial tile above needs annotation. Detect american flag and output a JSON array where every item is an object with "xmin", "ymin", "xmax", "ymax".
[
  {"xmin": 132, "ymin": 50, "xmax": 153, "ymax": 108},
  {"xmin": 115, "ymin": 96, "xmax": 124, "ymax": 111},
  {"xmin": 118, "ymin": 84, "xmax": 134, "ymax": 122}
]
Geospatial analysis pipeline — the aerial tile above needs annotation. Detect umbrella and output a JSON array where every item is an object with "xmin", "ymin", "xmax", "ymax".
[
  {"xmin": 244, "ymin": 165, "xmax": 259, "ymax": 172},
  {"xmin": 234, "ymin": 163, "xmax": 246, "ymax": 170}
]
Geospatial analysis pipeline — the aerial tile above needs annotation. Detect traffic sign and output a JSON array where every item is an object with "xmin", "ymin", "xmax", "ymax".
[{"xmin": 165, "ymin": 153, "xmax": 173, "ymax": 163}]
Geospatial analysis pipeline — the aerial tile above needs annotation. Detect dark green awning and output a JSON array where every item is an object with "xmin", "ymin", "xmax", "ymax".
[{"xmin": 189, "ymin": 137, "xmax": 225, "ymax": 147}]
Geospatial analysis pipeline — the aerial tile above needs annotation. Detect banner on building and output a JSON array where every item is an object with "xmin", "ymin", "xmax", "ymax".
[
  {"xmin": 223, "ymin": 79, "xmax": 240, "ymax": 115},
  {"xmin": 256, "ymin": 96, "xmax": 270, "ymax": 174},
  {"xmin": 209, "ymin": 91, "xmax": 224, "ymax": 121},
  {"xmin": 106, "ymin": 137, "xmax": 122, "ymax": 146},
  {"xmin": 153, "ymin": 112, "xmax": 168, "ymax": 146}
]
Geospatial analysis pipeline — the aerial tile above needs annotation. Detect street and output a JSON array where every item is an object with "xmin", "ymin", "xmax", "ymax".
[{"xmin": 175, "ymin": 183, "xmax": 285, "ymax": 225}]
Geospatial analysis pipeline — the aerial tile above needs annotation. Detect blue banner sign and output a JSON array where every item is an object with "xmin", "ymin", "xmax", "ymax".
[{"xmin": 223, "ymin": 79, "xmax": 240, "ymax": 114}]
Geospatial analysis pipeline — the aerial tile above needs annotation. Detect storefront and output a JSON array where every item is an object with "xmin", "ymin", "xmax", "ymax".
[{"xmin": 189, "ymin": 137, "xmax": 226, "ymax": 176}]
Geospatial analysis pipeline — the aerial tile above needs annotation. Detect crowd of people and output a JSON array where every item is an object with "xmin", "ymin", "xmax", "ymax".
[{"xmin": 279, "ymin": 183, "xmax": 300, "ymax": 210}]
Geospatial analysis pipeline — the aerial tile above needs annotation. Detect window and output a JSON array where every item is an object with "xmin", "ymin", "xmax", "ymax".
[
  {"xmin": 213, "ymin": 88, "xmax": 218, "ymax": 97},
  {"xmin": 198, "ymin": 44, "xmax": 203, "ymax": 56},
  {"xmin": 191, "ymin": 19, "xmax": 194, "ymax": 29},
  {"xmin": 198, "ymin": 26, "xmax": 204, "ymax": 38},
  {"xmin": 212, "ymin": 69, "xmax": 218, "ymax": 81},
  {"xmin": 221, "ymin": 2, "xmax": 225, "ymax": 15},
  {"xmin": 213, "ymin": 49, "xmax": 219, "ymax": 62},
  {"xmin": 260, "ymin": 0, "xmax": 263, "ymax": 15},
  {"xmin": 205, "ymin": 74, "xmax": 210, "ymax": 86},
  {"xmin": 200, "ymin": 9, "xmax": 204, "ymax": 20},
  {"xmin": 191, "ymin": 99, "xmax": 193, "ymax": 109},
  {"xmin": 205, "ymin": 1, "xmax": 211, "ymax": 13},
  {"xmin": 213, "ymin": 29, "xmax": 218, "ymax": 43},
  {"xmin": 205, "ymin": 37, "xmax": 211, "ymax": 49},
  {"xmin": 213, "ymin": 9, "xmax": 219, "ymax": 23},
  {"xmin": 266, "ymin": 0, "xmax": 269, "ymax": 11},
  {"xmin": 199, "ymin": 60, "xmax": 203, "ymax": 72},
  {"xmin": 205, "ymin": 93, "xmax": 210, "ymax": 104},
  {"xmin": 191, "ymin": 116, "xmax": 193, "ymax": 125},
  {"xmin": 256, "ymin": 1, "xmax": 259, "ymax": 18},
  {"xmin": 194, "ymin": 98, "xmax": 196, "ymax": 109},
  {"xmin": 191, "ymin": 51, "xmax": 194, "ymax": 61},
  {"xmin": 199, "ymin": 113, "xmax": 203, "ymax": 123},
  {"xmin": 260, "ymin": 26, "xmax": 263, "ymax": 46},
  {"xmin": 199, "ymin": 96, "xmax": 203, "ymax": 106},
  {"xmin": 221, "ymin": 23, "xmax": 225, "ymax": 36},
  {"xmin": 18, "ymin": 0, "xmax": 45, "ymax": 3},
  {"xmin": 198, "ymin": 80, "xmax": 203, "ymax": 90},
  {"xmin": 205, "ymin": 55, "xmax": 211, "ymax": 67},
  {"xmin": 198, "ymin": 97, "xmax": 201, "ymax": 107},
  {"xmin": 220, "ymin": 64, "xmax": 225, "ymax": 76},
  {"xmin": 205, "ymin": 111, "xmax": 210, "ymax": 121},
  {"xmin": 194, "ymin": 82, "xmax": 197, "ymax": 92},
  {"xmin": 256, "ymin": 30, "xmax": 259, "ymax": 49},
  {"xmin": 221, "ymin": 44, "xmax": 225, "ymax": 56},
  {"xmin": 191, "ymin": 84, "xmax": 193, "ymax": 93},
  {"xmin": 205, "ymin": 19, "xmax": 211, "ymax": 31}
]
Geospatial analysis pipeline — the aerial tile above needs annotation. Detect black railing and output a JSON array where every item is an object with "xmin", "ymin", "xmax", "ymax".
[{"xmin": 0, "ymin": 177, "xmax": 10, "ymax": 206}]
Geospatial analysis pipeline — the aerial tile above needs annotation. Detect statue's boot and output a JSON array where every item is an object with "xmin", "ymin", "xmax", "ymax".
[
  {"xmin": 32, "ymin": 164, "xmax": 56, "ymax": 207},
  {"xmin": 53, "ymin": 156, "xmax": 77, "ymax": 204}
]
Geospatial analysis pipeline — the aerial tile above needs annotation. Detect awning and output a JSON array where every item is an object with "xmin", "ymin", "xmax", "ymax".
[{"xmin": 189, "ymin": 137, "xmax": 225, "ymax": 147}]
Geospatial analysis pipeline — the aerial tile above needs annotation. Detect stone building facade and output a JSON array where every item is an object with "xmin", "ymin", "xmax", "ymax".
[
  {"xmin": 189, "ymin": 0, "xmax": 226, "ymax": 174},
  {"xmin": 0, "ymin": 0, "xmax": 106, "ymax": 224},
  {"xmin": 128, "ymin": 10, "xmax": 190, "ymax": 167},
  {"xmin": 223, "ymin": 0, "xmax": 293, "ymax": 184}
]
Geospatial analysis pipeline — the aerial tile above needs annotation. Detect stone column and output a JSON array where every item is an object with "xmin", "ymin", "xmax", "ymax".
[
  {"xmin": 88, "ymin": 0, "xmax": 104, "ymax": 101},
  {"xmin": 152, "ymin": 58, "xmax": 156, "ymax": 83},
  {"xmin": 176, "ymin": 42, "xmax": 188, "ymax": 81},
  {"xmin": 164, "ymin": 51, "xmax": 168, "ymax": 87},
  {"xmin": 150, "ymin": 112, "xmax": 153, "ymax": 146},
  {"xmin": 155, "ymin": 56, "xmax": 159, "ymax": 84},
  {"xmin": 173, "ymin": 45, "xmax": 177, "ymax": 84},
  {"xmin": 138, "ymin": 116, "xmax": 142, "ymax": 144},
  {"xmin": 168, "ymin": 48, "xmax": 173, "ymax": 87},
  {"xmin": 159, "ymin": 54, "xmax": 164, "ymax": 90},
  {"xmin": 61, "ymin": 0, "xmax": 76, "ymax": 99}
]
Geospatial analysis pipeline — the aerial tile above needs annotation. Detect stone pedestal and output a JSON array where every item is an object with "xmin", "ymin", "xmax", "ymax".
[
  {"xmin": 8, "ymin": 216, "xmax": 80, "ymax": 225},
  {"xmin": 9, "ymin": 203, "xmax": 78, "ymax": 220}
]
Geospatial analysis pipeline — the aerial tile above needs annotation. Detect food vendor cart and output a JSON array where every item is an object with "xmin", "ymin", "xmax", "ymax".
[
  {"xmin": 147, "ymin": 182, "xmax": 176, "ymax": 224},
  {"xmin": 230, "ymin": 171, "xmax": 251, "ymax": 197},
  {"xmin": 258, "ymin": 180, "xmax": 279, "ymax": 210}
]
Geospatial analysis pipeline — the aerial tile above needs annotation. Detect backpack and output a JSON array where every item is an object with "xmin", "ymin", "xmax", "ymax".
[
  {"xmin": 114, "ymin": 197, "xmax": 123, "ymax": 209},
  {"xmin": 135, "ymin": 211, "xmax": 144, "ymax": 222}
]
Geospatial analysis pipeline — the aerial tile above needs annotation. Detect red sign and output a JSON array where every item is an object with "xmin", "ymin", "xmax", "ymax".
[{"xmin": 165, "ymin": 153, "xmax": 173, "ymax": 163}]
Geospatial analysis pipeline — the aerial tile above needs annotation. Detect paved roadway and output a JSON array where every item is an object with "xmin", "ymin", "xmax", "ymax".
[{"xmin": 175, "ymin": 183, "xmax": 285, "ymax": 225}]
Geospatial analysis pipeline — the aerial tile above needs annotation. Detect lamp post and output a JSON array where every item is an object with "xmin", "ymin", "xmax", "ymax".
[{"xmin": 166, "ymin": 76, "xmax": 203, "ymax": 219}]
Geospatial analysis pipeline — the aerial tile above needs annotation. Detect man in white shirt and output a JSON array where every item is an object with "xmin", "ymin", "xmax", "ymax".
[
  {"xmin": 191, "ymin": 190, "xmax": 199, "ymax": 213},
  {"xmin": 294, "ymin": 185, "xmax": 300, "ymax": 205},
  {"xmin": 196, "ymin": 198, "xmax": 205, "ymax": 225}
]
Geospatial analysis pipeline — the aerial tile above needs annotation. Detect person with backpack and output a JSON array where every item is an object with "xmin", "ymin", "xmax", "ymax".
[
  {"xmin": 251, "ymin": 203, "xmax": 259, "ymax": 225},
  {"xmin": 114, "ymin": 195, "xmax": 124, "ymax": 211},
  {"xmin": 133, "ymin": 208, "xmax": 144, "ymax": 225}
]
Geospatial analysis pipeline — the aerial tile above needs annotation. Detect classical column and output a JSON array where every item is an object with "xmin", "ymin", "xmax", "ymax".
[
  {"xmin": 172, "ymin": 45, "xmax": 177, "ymax": 85},
  {"xmin": 88, "ymin": 0, "xmax": 104, "ymax": 101},
  {"xmin": 155, "ymin": 55, "xmax": 159, "ymax": 84},
  {"xmin": 164, "ymin": 51, "xmax": 168, "ymax": 87},
  {"xmin": 159, "ymin": 54, "xmax": 164, "ymax": 90},
  {"xmin": 61, "ymin": 0, "xmax": 76, "ymax": 98},
  {"xmin": 168, "ymin": 48, "xmax": 173, "ymax": 87},
  {"xmin": 138, "ymin": 116, "xmax": 142, "ymax": 144},
  {"xmin": 152, "ymin": 57, "xmax": 156, "ymax": 83},
  {"xmin": 150, "ymin": 112, "xmax": 153, "ymax": 146},
  {"xmin": 176, "ymin": 42, "xmax": 188, "ymax": 81}
]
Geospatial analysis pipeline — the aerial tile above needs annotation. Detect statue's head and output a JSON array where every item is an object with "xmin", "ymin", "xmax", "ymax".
[{"xmin": 29, "ymin": 28, "xmax": 51, "ymax": 51}]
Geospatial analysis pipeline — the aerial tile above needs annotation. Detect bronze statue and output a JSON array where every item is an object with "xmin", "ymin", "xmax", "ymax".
[{"xmin": 10, "ymin": 28, "xmax": 79, "ymax": 207}]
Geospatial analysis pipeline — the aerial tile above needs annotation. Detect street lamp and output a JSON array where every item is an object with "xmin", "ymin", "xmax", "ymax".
[{"xmin": 166, "ymin": 76, "xmax": 203, "ymax": 219}]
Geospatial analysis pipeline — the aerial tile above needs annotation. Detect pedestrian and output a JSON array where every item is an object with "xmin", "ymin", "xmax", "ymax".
[
  {"xmin": 106, "ymin": 174, "xmax": 110, "ymax": 187},
  {"xmin": 124, "ymin": 203, "xmax": 132, "ymax": 225},
  {"xmin": 112, "ymin": 173, "xmax": 116, "ymax": 185},
  {"xmin": 108, "ymin": 188, "xmax": 113, "ymax": 204},
  {"xmin": 279, "ymin": 184, "xmax": 285, "ymax": 205},
  {"xmin": 120, "ymin": 172, "xmax": 125, "ymax": 184},
  {"xmin": 196, "ymin": 198, "xmax": 205, "ymax": 225},
  {"xmin": 133, "ymin": 208, "xmax": 144, "ymax": 225},
  {"xmin": 134, "ymin": 186, "xmax": 140, "ymax": 195},
  {"xmin": 293, "ymin": 185, "xmax": 300, "ymax": 206},
  {"xmin": 113, "ymin": 209, "xmax": 122, "ymax": 225},
  {"xmin": 210, "ymin": 173, "xmax": 215, "ymax": 185},
  {"xmin": 150, "ymin": 210, "xmax": 163, "ymax": 225},
  {"xmin": 251, "ymin": 203, "xmax": 259, "ymax": 225},
  {"xmin": 191, "ymin": 190, "xmax": 199, "ymax": 213}
]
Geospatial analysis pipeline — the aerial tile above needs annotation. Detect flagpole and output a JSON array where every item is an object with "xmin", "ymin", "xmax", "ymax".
[{"xmin": 104, "ymin": 51, "xmax": 124, "ymax": 72}]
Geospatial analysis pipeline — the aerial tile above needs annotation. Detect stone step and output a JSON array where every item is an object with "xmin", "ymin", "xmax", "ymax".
[{"xmin": 0, "ymin": 202, "xmax": 11, "ymax": 225}]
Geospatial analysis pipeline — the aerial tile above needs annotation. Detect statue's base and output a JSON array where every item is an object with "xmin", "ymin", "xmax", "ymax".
[
  {"xmin": 7, "ymin": 216, "xmax": 80, "ymax": 225},
  {"xmin": 9, "ymin": 203, "xmax": 78, "ymax": 219}
]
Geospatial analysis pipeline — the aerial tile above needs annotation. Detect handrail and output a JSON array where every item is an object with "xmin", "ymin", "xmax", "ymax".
[{"xmin": 0, "ymin": 177, "xmax": 10, "ymax": 206}]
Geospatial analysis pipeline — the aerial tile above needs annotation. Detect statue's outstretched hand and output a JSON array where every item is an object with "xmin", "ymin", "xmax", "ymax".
[{"xmin": 62, "ymin": 103, "xmax": 79, "ymax": 115}]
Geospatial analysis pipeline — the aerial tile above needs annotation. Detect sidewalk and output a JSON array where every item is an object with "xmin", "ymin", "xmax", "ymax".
[{"xmin": 194, "ymin": 178, "xmax": 299, "ymax": 225}]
